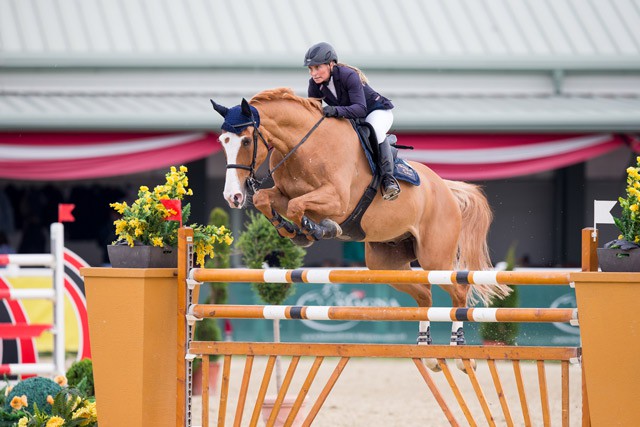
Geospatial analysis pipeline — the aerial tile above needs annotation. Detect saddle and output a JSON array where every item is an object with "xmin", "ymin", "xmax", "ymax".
[{"xmin": 337, "ymin": 121, "xmax": 420, "ymax": 242}]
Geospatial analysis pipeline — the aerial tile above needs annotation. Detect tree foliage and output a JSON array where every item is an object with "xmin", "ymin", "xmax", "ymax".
[
  {"xmin": 479, "ymin": 243, "xmax": 520, "ymax": 345},
  {"xmin": 236, "ymin": 211, "xmax": 306, "ymax": 305}
]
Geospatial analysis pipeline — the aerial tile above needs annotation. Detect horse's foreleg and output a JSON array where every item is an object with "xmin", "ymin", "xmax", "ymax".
[
  {"xmin": 253, "ymin": 188, "xmax": 298, "ymax": 239},
  {"xmin": 287, "ymin": 186, "xmax": 347, "ymax": 241}
]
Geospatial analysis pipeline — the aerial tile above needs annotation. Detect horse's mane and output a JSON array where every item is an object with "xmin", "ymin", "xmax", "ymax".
[{"xmin": 250, "ymin": 87, "xmax": 322, "ymax": 114}]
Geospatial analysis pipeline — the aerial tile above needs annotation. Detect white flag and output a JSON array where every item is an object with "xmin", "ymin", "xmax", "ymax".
[{"xmin": 594, "ymin": 200, "xmax": 616, "ymax": 229}]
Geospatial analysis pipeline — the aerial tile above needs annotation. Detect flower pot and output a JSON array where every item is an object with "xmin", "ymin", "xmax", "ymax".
[
  {"xmin": 572, "ymin": 272, "xmax": 640, "ymax": 427},
  {"xmin": 81, "ymin": 267, "xmax": 177, "ymax": 427},
  {"xmin": 107, "ymin": 244, "xmax": 177, "ymax": 268},
  {"xmin": 261, "ymin": 395, "xmax": 308, "ymax": 427},
  {"xmin": 192, "ymin": 360, "xmax": 221, "ymax": 395},
  {"xmin": 597, "ymin": 247, "xmax": 640, "ymax": 272}
]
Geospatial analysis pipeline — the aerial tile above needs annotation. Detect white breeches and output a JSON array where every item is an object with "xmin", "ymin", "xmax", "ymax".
[{"xmin": 365, "ymin": 109, "xmax": 394, "ymax": 144}]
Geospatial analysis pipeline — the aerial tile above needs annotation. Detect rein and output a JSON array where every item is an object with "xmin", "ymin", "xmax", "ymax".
[
  {"xmin": 266, "ymin": 116, "xmax": 325, "ymax": 179},
  {"xmin": 226, "ymin": 115, "xmax": 325, "ymax": 194}
]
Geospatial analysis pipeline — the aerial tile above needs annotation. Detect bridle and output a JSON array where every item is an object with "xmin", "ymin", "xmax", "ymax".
[
  {"xmin": 225, "ymin": 115, "xmax": 325, "ymax": 195},
  {"xmin": 224, "ymin": 119, "xmax": 271, "ymax": 194}
]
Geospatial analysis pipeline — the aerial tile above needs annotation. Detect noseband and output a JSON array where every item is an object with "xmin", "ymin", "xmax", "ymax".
[{"xmin": 225, "ymin": 115, "xmax": 326, "ymax": 195}]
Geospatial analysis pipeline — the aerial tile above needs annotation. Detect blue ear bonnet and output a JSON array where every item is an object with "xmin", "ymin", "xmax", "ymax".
[{"xmin": 221, "ymin": 104, "xmax": 261, "ymax": 134}]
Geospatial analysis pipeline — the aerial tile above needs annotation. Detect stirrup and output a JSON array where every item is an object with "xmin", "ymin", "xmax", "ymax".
[
  {"xmin": 382, "ymin": 188, "xmax": 400, "ymax": 201},
  {"xmin": 381, "ymin": 178, "xmax": 401, "ymax": 201}
]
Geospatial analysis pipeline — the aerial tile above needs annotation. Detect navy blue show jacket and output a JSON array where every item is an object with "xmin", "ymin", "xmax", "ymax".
[{"xmin": 307, "ymin": 65, "xmax": 393, "ymax": 119}]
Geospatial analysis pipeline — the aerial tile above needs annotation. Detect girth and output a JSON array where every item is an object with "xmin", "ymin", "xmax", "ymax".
[{"xmin": 335, "ymin": 120, "xmax": 382, "ymax": 242}]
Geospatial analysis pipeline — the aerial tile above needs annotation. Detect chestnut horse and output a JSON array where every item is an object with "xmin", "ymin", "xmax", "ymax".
[{"xmin": 211, "ymin": 88, "xmax": 510, "ymax": 371}]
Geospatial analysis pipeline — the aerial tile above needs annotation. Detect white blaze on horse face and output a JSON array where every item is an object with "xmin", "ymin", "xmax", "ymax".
[{"xmin": 219, "ymin": 132, "xmax": 246, "ymax": 208}]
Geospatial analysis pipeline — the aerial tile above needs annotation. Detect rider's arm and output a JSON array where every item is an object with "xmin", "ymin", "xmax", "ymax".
[{"xmin": 333, "ymin": 68, "xmax": 367, "ymax": 119}]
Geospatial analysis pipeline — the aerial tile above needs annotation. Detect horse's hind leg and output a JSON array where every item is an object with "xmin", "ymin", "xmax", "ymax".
[
  {"xmin": 414, "ymin": 219, "xmax": 476, "ymax": 372},
  {"xmin": 365, "ymin": 241, "xmax": 441, "ymax": 372}
]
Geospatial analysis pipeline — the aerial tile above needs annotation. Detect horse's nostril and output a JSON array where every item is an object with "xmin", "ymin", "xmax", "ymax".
[{"xmin": 233, "ymin": 193, "xmax": 243, "ymax": 207}]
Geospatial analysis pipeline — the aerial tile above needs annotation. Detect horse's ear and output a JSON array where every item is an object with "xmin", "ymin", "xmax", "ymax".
[
  {"xmin": 240, "ymin": 98, "xmax": 253, "ymax": 119},
  {"xmin": 210, "ymin": 99, "xmax": 228, "ymax": 118}
]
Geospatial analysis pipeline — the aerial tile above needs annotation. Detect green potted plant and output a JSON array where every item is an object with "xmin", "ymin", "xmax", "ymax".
[
  {"xmin": 236, "ymin": 211, "xmax": 306, "ymax": 426},
  {"xmin": 66, "ymin": 358, "xmax": 95, "ymax": 397},
  {"xmin": 480, "ymin": 243, "xmax": 519, "ymax": 345},
  {"xmin": 108, "ymin": 165, "xmax": 233, "ymax": 268},
  {"xmin": 599, "ymin": 155, "xmax": 640, "ymax": 271},
  {"xmin": 192, "ymin": 207, "xmax": 231, "ymax": 394},
  {"xmin": 0, "ymin": 376, "xmax": 97, "ymax": 427}
]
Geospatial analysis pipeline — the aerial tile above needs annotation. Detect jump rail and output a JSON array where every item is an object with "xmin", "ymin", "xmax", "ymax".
[
  {"xmin": 177, "ymin": 228, "xmax": 586, "ymax": 427},
  {"xmin": 189, "ymin": 304, "xmax": 577, "ymax": 323},
  {"xmin": 190, "ymin": 268, "xmax": 572, "ymax": 285}
]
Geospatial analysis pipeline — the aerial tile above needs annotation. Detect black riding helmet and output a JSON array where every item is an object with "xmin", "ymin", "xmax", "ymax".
[{"xmin": 303, "ymin": 42, "xmax": 338, "ymax": 67}]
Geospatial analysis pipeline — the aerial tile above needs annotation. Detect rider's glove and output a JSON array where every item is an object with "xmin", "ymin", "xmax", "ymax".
[{"xmin": 323, "ymin": 105, "xmax": 338, "ymax": 117}]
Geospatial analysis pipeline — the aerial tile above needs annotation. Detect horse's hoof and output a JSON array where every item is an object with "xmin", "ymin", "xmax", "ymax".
[
  {"xmin": 456, "ymin": 358, "xmax": 476, "ymax": 374},
  {"xmin": 290, "ymin": 234, "xmax": 314, "ymax": 247},
  {"xmin": 423, "ymin": 358, "xmax": 442, "ymax": 372},
  {"xmin": 320, "ymin": 219, "xmax": 342, "ymax": 238}
]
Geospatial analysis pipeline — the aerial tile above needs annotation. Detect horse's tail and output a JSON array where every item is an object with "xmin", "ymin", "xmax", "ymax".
[{"xmin": 444, "ymin": 180, "xmax": 511, "ymax": 306}]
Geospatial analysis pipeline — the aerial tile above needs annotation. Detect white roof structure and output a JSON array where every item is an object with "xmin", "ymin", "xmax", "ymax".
[{"xmin": 1, "ymin": 0, "xmax": 639, "ymax": 131}]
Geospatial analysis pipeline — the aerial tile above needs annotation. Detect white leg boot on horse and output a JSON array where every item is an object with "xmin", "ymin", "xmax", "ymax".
[
  {"xmin": 378, "ymin": 137, "xmax": 401, "ymax": 201},
  {"xmin": 418, "ymin": 320, "xmax": 441, "ymax": 372}
]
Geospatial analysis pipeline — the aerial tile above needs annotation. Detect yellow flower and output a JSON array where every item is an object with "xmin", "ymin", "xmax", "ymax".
[
  {"xmin": 73, "ymin": 404, "xmax": 97, "ymax": 425},
  {"xmin": 109, "ymin": 202, "xmax": 128, "ymax": 214},
  {"xmin": 47, "ymin": 395, "xmax": 55, "ymax": 405},
  {"xmin": 114, "ymin": 220, "xmax": 127, "ymax": 235},
  {"xmin": 110, "ymin": 165, "xmax": 233, "ymax": 259},
  {"xmin": 46, "ymin": 416, "xmax": 65, "ymax": 427},
  {"xmin": 631, "ymin": 204, "xmax": 639, "ymax": 212},
  {"xmin": 619, "ymin": 234, "xmax": 624, "ymax": 240},
  {"xmin": 10, "ymin": 395, "xmax": 27, "ymax": 410},
  {"xmin": 54, "ymin": 375, "xmax": 67, "ymax": 386},
  {"xmin": 17, "ymin": 418, "xmax": 27, "ymax": 427}
]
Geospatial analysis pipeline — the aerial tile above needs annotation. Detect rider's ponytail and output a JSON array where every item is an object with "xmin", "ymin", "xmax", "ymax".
[{"xmin": 337, "ymin": 62, "xmax": 369, "ymax": 85}]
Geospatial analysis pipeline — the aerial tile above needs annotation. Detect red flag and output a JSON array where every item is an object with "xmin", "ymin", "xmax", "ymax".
[
  {"xmin": 58, "ymin": 204, "xmax": 75, "ymax": 222},
  {"xmin": 160, "ymin": 199, "xmax": 182, "ymax": 227}
]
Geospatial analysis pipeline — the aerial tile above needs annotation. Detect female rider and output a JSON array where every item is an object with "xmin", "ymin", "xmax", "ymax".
[{"xmin": 304, "ymin": 42, "xmax": 401, "ymax": 201}]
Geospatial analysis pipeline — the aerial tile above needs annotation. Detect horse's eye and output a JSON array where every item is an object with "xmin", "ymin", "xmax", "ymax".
[{"xmin": 241, "ymin": 137, "xmax": 251, "ymax": 147}]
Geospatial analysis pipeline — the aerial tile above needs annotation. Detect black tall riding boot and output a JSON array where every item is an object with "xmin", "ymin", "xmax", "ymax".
[{"xmin": 378, "ymin": 136, "xmax": 401, "ymax": 201}]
